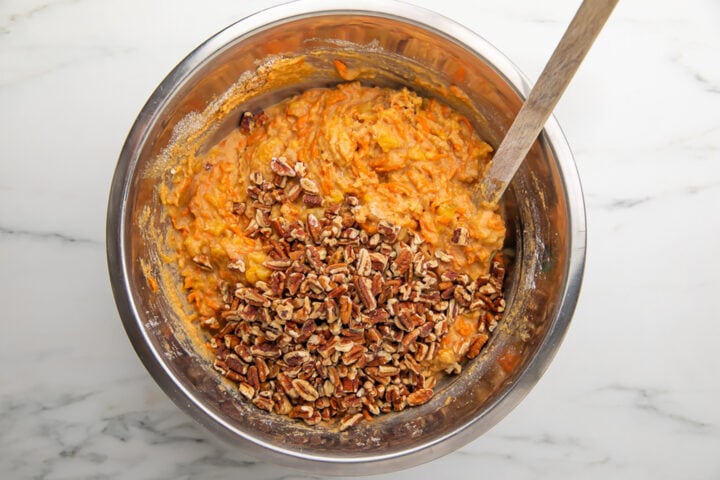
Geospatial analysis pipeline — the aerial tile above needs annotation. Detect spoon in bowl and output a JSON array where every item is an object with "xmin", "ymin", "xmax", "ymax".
[{"xmin": 480, "ymin": 0, "xmax": 619, "ymax": 204}]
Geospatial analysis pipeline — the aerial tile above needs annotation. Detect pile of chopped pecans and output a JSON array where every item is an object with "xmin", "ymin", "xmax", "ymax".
[{"xmin": 201, "ymin": 153, "xmax": 506, "ymax": 431}]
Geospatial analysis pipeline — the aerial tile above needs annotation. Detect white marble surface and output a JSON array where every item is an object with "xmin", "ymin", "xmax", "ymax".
[{"xmin": 1, "ymin": 0, "xmax": 719, "ymax": 478}]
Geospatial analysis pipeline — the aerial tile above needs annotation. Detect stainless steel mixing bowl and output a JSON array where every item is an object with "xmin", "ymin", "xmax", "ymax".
[{"xmin": 107, "ymin": 0, "xmax": 586, "ymax": 474}]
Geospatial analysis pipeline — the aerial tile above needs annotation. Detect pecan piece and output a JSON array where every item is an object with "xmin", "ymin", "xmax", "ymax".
[
  {"xmin": 224, "ymin": 354, "xmax": 246, "ymax": 374},
  {"xmin": 252, "ymin": 396, "xmax": 274, "ymax": 412},
  {"xmin": 367, "ymin": 308, "xmax": 389, "ymax": 324},
  {"xmin": 250, "ymin": 343, "xmax": 282, "ymax": 359},
  {"xmin": 264, "ymin": 258, "xmax": 292, "ymax": 270},
  {"xmin": 254, "ymin": 357, "xmax": 269, "ymax": 382},
  {"xmin": 246, "ymin": 365, "xmax": 260, "ymax": 390},
  {"xmin": 327, "ymin": 262, "xmax": 349, "ymax": 275},
  {"xmin": 369, "ymin": 252, "xmax": 388, "ymax": 272},
  {"xmin": 365, "ymin": 327, "xmax": 383, "ymax": 344},
  {"xmin": 249, "ymin": 171, "xmax": 264, "ymax": 186},
  {"xmin": 270, "ymin": 217, "xmax": 288, "ymax": 237},
  {"xmin": 307, "ymin": 213, "xmax": 322, "ymax": 244},
  {"xmin": 401, "ymin": 328, "xmax": 421, "ymax": 348},
  {"xmin": 341, "ymin": 344, "xmax": 365, "ymax": 365},
  {"xmin": 440, "ymin": 269, "xmax": 458, "ymax": 282},
  {"xmin": 354, "ymin": 277, "xmax": 376, "ymax": 310},
  {"xmin": 356, "ymin": 248, "xmax": 372, "ymax": 276},
  {"xmin": 289, "ymin": 405, "xmax": 314, "ymax": 420},
  {"xmin": 299, "ymin": 177, "xmax": 320, "ymax": 194},
  {"xmin": 325, "ymin": 297, "xmax": 339, "ymax": 323},
  {"xmin": 407, "ymin": 388, "xmax": 433, "ymax": 406},
  {"xmin": 238, "ymin": 382, "xmax": 255, "ymax": 400},
  {"xmin": 203, "ymin": 317, "xmax": 221, "ymax": 330},
  {"xmin": 285, "ymin": 183, "xmax": 302, "ymax": 202},
  {"xmin": 453, "ymin": 285, "xmax": 472, "ymax": 307},
  {"xmin": 466, "ymin": 333, "xmax": 489, "ymax": 359},
  {"xmin": 327, "ymin": 284, "xmax": 348, "ymax": 299},
  {"xmin": 451, "ymin": 226, "xmax": 469, "ymax": 246},
  {"xmin": 276, "ymin": 373, "xmax": 297, "ymax": 398},
  {"xmin": 333, "ymin": 337, "xmax": 355, "ymax": 353},
  {"xmin": 371, "ymin": 273, "xmax": 384, "ymax": 296},
  {"xmin": 339, "ymin": 413, "xmax": 364, "ymax": 432},
  {"xmin": 235, "ymin": 287, "xmax": 271, "ymax": 307},
  {"xmin": 394, "ymin": 313, "xmax": 415, "ymax": 332},
  {"xmin": 377, "ymin": 365, "xmax": 400, "ymax": 377},
  {"xmin": 233, "ymin": 343, "xmax": 253, "ymax": 363},
  {"xmin": 341, "ymin": 377, "xmax": 359, "ymax": 393},
  {"xmin": 231, "ymin": 202, "xmax": 246, "ymax": 216},
  {"xmin": 239, "ymin": 111, "xmax": 255, "ymax": 133},
  {"xmin": 434, "ymin": 250, "xmax": 453, "ymax": 263},
  {"xmin": 304, "ymin": 410, "xmax": 322, "ymax": 426},
  {"xmin": 192, "ymin": 254, "xmax": 213, "ymax": 271},
  {"xmin": 392, "ymin": 247, "xmax": 413, "ymax": 276},
  {"xmin": 293, "ymin": 161, "xmax": 308, "ymax": 177},
  {"xmin": 284, "ymin": 349, "xmax": 311, "ymax": 367},
  {"xmin": 491, "ymin": 255, "xmax": 506, "ymax": 284},
  {"xmin": 227, "ymin": 258, "xmax": 246, "ymax": 273},
  {"xmin": 318, "ymin": 379, "xmax": 333, "ymax": 397},
  {"xmin": 377, "ymin": 221, "xmax": 399, "ymax": 242},
  {"xmin": 255, "ymin": 208, "xmax": 270, "ymax": 228},
  {"xmin": 285, "ymin": 272, "xmax": 304, "ymax": 296},
  {"xmin": 338, "ymin": 295, "xmax": 353, "ymax": 324},
  {"xmin": 305, "ymin": 245, "xmax": 324, "ymax": 272},
  {"xmin": 296, "ymin": 320, "xmax": 317, "ymax": 343},
  {"xmin": 414, "ymin": 343, "xmax": 430, "ymax": 362},
  {"xmin": 268, "ymin": 272, "xmax": 285, "ymax": 297},
  {"xmin": 273, "ymin": 393, "xmax": 293, "ymax": 415},
  {"xmin": 292, "ymin": 379, "xmax": 320, "ymax": 402},
  {"xmin": 270, "ymin": 156, "xmax": 296, "ymax": 177},
  {"xmin": 303, "ymin": 193, "xmax": 323, "ymax": 207}
]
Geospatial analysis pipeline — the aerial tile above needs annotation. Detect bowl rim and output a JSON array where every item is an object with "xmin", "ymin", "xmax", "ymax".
[{"xmin": 107, "ymin": 0, "xmax": 587, "ymax": 473}]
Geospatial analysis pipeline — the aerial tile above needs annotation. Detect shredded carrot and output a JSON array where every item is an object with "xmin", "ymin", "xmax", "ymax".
[
  {"xmin": 455, "ymin": 317, "xmax": 474, "ymax": 337},
  {"xmin": 144, "ymin": 273, "xmax": 159, "ymax": 293},
  {"xmin": 498, "ymin": 348, "xmax": 522, "ymax": 373},
  {"xmin": 452, "ymin": 66, "xmax": 467, "ymax": 84}
]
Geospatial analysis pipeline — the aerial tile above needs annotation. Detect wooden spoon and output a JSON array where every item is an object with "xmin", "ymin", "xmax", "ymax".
[{"xmin": 481, "ymin": 0, "xmax": 619, "ymax": 204}]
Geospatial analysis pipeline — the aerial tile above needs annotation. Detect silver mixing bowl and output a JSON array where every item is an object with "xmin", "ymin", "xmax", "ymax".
[{"xmin": 107, "ymin": 0, "xmax": 586, "ymax": 474}]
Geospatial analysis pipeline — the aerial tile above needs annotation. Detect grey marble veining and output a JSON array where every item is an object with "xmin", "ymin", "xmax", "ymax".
[{"xmin": 1, "ymin": 0, "xmax": 719, "ymax": 478}]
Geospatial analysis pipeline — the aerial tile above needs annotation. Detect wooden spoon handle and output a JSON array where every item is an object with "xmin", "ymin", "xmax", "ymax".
[{"xmin": 481, "ymin": 0, "xmax": 619, "ymax": 204}]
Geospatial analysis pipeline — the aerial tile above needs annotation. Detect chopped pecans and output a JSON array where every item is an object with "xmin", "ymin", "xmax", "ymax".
[{"xmin": 204, "ymin": 153, "xmax": 506, "ymax": 431}]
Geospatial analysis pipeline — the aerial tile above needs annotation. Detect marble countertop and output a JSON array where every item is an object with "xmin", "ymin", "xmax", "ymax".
[{"xmin": 2, "ymin": 0, "xmax": 718, "ymax": 478}]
